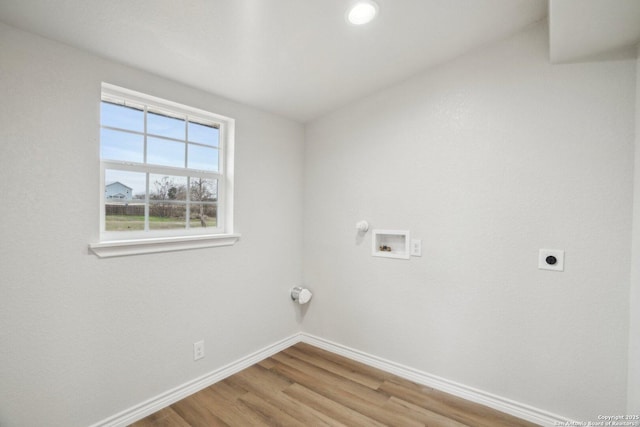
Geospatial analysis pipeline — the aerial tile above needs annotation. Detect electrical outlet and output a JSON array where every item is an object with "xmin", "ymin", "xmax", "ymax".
[
  {"xmin": 410, "ymin": 239, "xmax": 422, "ymax": 257},
  {"xmin": 538, "ymin": 249, "xmax": 564, "ymax": 272},
  {"xmin": 193, "ymin": 340, "xmax": 204, "ymax": 361}
]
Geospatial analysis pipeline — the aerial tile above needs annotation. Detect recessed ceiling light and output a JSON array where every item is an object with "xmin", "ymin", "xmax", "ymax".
[{"xmin": 347, "ymin": 0, "xmax": 379, "ymax": 25}]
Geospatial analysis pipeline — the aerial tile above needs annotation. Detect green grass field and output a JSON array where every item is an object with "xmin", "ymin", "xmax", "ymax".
[{"xmin": 106, "ymin": 215, "xmax": 216, "ymax": 231}]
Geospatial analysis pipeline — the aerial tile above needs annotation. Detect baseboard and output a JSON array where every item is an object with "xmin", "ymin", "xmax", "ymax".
[
  {"xmin": 89, "ymin": 333, "xmax": 301, "ymax": 427},
  {"xmin": 92, "ymin": 331, "xmax": 573, "ymax": 427},
  {"xmin": 300, "ymin": 333, "xmax": 572, "ymax": 427}
]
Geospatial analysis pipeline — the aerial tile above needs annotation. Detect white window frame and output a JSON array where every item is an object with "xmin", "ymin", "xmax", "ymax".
[{"xmin": 90, "ymin": 83, "xmax": 238, "ymax": 257}]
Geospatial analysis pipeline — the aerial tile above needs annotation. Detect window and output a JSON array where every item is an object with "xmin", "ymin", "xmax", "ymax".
[{"xmin": 90, "ymin": 83, "xmax": 238, "ymax": 257}]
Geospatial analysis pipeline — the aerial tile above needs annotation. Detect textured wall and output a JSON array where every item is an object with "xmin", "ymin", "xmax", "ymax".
[
  {"xmin": 303, "ymin": 22, "xmax": 635, "ymax": 421},
  {"xmin": 0, "ymin": 23, "xmax": 304, "ymax": 426},
  {"xmin": 1, "ymin": 17, "xmax": 637, "ymax": 426}
]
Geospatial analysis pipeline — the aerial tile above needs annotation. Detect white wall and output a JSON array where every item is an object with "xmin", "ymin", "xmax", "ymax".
[
  {"xmin": 1, "ymin": 17, "xmax": 637, "ymax": 426},
  {"xmin": 629, "ymin": 43, "xmax": 640, "ymax": 414},
  {"xmin": 0, "ymin": 23, "xmax": 304, "ymax": 427},
  {"xmin": 303, "ymin": 22, "xmax": 636, "ymax": 421}
]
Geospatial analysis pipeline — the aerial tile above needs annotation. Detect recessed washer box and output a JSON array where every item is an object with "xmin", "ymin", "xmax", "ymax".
[
  {"xmin": 372, "ymin": 230, "xmax": 410, "ymax": 259},
  {"xmin": 538, "ymin": 249, "xmax": 564, "ymax": 271}
]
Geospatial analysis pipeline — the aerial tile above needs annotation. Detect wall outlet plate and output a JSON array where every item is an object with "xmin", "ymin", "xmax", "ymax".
[
  {"xmin": 538, "ymin": 249, "xmax": 564, "ymax": 272},
  {"xmin": 194, "ymin": 340, "xmax": 205, "ymax": 360},
  {"xmin": 410, "ymin": 239, "xmax": 422, "ymax": 256}
]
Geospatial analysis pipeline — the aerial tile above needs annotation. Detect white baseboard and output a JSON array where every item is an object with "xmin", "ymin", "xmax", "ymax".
[
  {"xmin": 91, "ymin": 331, "xmax": 573, "ymax": 427},
  {"xmin": 299, "ymin": 333, "xmax": 572, "ymax": 427},
  {"xmin": 89, "ymin": 334, "xmax": 300, "ymax": 427}
]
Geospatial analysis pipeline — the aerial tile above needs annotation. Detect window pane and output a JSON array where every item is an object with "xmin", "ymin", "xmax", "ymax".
[
  {"xmin": 189, "ymin": 203, "xmax": 217, "ymax": 228},
  {"xmin": 148, "ymin": 175, "xmax": 187, "ymax": 230},
  {"xmin": 105, "ymin": 169, "xmax": 147, "ymax": 199},
  {"xmin": 147, "ymin": 109, "xmax": 185, "ymax": 140},
  {"xmin": 190, "ymin": 178, "xmax": 218, "ymax": 202},
  {"xmin": 100, "ymin": 128, "xmax": 144, "ymax": 163},
  {"xmin": 101, "ymin": 101, "xmax": 144, "ymax": 132},
  {"xmin": 149, "ymin": 175, "xmax": 187, "ymax": 201},
  {"xmin": 104, "ymin": 169, "xmax": 146, "ymax": 232},
  {"xmin": 147, "ymin": 137, "xmax": 185, "ymax": 168},
  {"xmin": 149, "ymin": 202, "xmax": 186, "ymax": 230},
  {"xmin": 188, "ymin": 144, "xmax": 218, "ymax": 171},
  {"xmin": 188, "ymin": 121, "xmax": 219, "ymax": 147},
  {"xmin": 105, "ymin": 207, "xmax": 145, "ymax": 231}
]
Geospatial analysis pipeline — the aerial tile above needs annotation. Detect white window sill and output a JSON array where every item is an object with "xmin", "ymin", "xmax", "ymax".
[{"xmin": 89, "ymin": 234, "xmax": 240, "ymax": 258}]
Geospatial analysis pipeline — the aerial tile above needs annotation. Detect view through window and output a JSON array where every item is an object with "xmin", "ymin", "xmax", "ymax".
[{"xmin": 100, "ymin": 84, "xmax": 232, "ymax": 241}]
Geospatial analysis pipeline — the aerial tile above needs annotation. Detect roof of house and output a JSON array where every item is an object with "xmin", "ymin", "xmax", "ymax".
[{"xmin": 105, "ymin": 181, "xmax": 132, "ymax": 190}]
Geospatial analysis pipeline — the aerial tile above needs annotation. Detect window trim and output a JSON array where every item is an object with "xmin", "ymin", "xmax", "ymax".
[
  {"xmin": 90, "ymin": 83, "xmax": 238, "ymax": 257},
  {"xmin": 89, "ymin": 233, "xmax": 240, "ymax": 258}
]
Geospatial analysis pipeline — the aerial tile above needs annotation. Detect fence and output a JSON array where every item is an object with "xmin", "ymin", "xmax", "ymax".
[
  {"xmin": 105, "ymin": 203, "xmax": 217, "ymax": 219},
  {"xmin": 105, "ymin": 203, "xmax": 145, "ymax": 216}
]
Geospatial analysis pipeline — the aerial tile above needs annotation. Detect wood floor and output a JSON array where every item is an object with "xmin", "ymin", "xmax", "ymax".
[{"xmin": 131, "ymin": 343, "xmax": 538, "ymax": 427}]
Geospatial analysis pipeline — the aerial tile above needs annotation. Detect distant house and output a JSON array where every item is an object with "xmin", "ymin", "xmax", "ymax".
[{"xmin": 105, "ymin": 181, "xmax": 132, "ymax": 201}]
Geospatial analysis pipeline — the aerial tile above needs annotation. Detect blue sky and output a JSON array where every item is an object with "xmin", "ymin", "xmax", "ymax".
[{"xmin": 101, "ymin": 101, "xmax": 220, "ymax": 197}]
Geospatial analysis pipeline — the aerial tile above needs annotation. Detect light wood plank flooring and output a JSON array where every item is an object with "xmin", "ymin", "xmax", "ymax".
[{"xmin": 131, "ymin": 342, "xmax": 538, "ymax": 427}]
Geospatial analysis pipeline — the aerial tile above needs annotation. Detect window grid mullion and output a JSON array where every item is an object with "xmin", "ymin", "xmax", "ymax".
[
  {"xmin": 184, "ymin": 115, "xmax": 189, "ymax": 169},
  {"xmin": 144, "ymin": 172, "xmax": 150, "ymax": 232},
  {"xmin": 144, "ymin": 107, "xmax": 149, "ymax": 231},
  {"xmin": 100, "ymin": 85, "xmax": 230, "ymax": 240},
  {"xmin": 184, "ymin": 116, "xmax": 191, "ymax": 230},
  {"xmin": 143, "ymin": 106, "xmax": 148, "ymax": 164},
  {"xmin": 186, "ymin": 176, "xmax": 191, "ymax": 230},
  {"xmin": 100, "ymin": 125, "xmax": 145, "ymax": 137},
  {"xmin": 102, "ymin": 124, "xmax": 219, "ymax": 149}
]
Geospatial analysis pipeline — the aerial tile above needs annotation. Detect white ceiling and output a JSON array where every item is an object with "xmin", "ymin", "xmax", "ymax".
[
  {"xmin": 550, "ymin": 0, "xmax": 640, "ymax": 63},
  {"xmin": 0, "ymin": 0, "xmax": 548, "ymax": 122}
]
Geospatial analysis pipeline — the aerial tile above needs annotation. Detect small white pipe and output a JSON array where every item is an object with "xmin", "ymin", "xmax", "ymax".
[
  {"xmin": 291, "ymin": 286, "xmax": 313, "ymax": 304},
  {"xmin": 356, "ymin": 220, "xmax": 369, "ymax": 233}
]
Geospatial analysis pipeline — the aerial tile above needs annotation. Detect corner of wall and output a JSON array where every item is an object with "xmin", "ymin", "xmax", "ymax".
[{"xmin": 628, "ymin": 43, "xmax": 640, "ymax": 414}]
